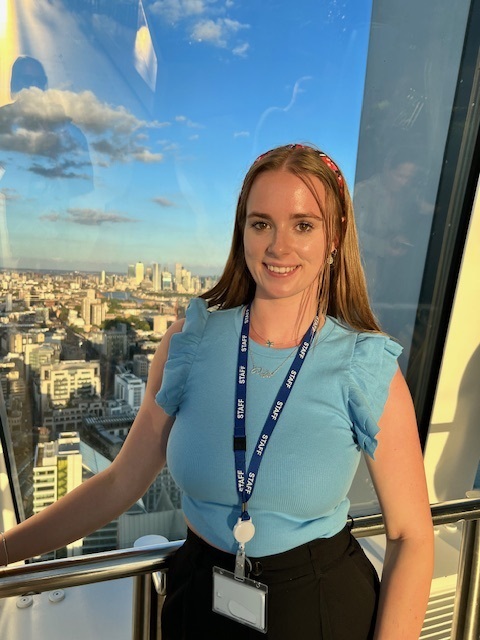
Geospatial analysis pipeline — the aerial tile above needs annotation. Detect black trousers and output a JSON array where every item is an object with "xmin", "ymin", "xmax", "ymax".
[{"xmin": 161, "ymin": 526, "xmax": 380, "ymax": 639}]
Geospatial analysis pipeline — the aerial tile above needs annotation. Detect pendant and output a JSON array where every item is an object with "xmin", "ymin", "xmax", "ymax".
[
  {"xmin": 233, "ymin": 517, "xmax": 255, "ymax": 544},
  {"xmin": 251, "ymin": 366, "xmax": 274, "ymax": 379}
]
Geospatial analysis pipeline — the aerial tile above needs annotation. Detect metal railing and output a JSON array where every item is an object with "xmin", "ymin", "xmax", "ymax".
[{"xmin": 1, "ymin": 496, "xmax": 479, "ymax": 640}]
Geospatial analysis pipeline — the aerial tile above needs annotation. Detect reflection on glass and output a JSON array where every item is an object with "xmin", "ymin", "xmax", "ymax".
[{"xmin": 354, "ymin": 0, "xmax": 470, "ymax": 371}]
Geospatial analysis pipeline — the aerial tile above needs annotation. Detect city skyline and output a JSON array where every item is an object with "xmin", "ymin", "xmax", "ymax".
[
  {"xmin": 0, "ymin": 259, "xmax": 220, "ymax": 279},
  {"xmin": 0, "ymin": 0, "xmax": 372, "ymax": 274}
]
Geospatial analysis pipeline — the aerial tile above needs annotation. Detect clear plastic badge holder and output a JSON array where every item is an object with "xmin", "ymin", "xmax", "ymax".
[{"xmin": 212, "ymin": 566, "xmax": 268, "ymax": 633}]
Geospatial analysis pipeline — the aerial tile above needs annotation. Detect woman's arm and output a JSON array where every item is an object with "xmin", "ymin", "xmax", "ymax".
[
  {"xmin": 366, "ymin": 368, "xmax": 434, "ymax": 640},
  {"xmin": 1, "ymin": 319, "xmax": 185, "ymax": 565}
]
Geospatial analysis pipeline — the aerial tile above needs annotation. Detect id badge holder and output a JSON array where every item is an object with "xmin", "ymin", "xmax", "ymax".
[{"xmin": 212, "ymin": 566, "xmax": 268, "ymax": 633}]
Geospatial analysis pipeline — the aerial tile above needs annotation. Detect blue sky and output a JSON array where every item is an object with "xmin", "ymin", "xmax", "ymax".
[{"xmin": 0, "ymin": 0, "xmax": 372, "ymax": 275}]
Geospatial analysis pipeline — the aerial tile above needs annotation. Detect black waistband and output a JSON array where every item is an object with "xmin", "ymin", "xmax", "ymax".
[{"xmin": 184, "ymin": 525, "xmax": 354, "ymax": 577}]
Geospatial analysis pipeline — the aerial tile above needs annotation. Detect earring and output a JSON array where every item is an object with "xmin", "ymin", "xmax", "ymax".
[{"xmin": 327, "ymin": 249, "xmax": 337, "ymax": 265}]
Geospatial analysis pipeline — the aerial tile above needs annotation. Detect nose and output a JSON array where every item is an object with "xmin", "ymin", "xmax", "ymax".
[{"xmin": 267, "ymin": 228, "xmax": 290, "ymax": 256}]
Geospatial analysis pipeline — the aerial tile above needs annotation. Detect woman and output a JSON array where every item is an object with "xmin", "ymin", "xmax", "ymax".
[{"xmin": 1, "ymin": 144, "xmax": 433, "ymax": 639}]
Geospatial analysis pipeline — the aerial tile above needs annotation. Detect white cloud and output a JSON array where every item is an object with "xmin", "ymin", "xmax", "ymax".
[
  {"xmin": 191, "ymin": 17, "xmax": 249, "ymax": 48},
  {"xmin": 233, "ymin": 131, "xmax": 249, "ymax": 138},
  {"xmin": 132, "ymin": 149, "xmax": 164, "ymax": 163},
  {"xmin": 191, "ymin": 19, "xmax": 225, "ymax": 45},
  {"xmin": 149, "ymin": 1, "xmax": 250, "ymax": 55},
  {"xmin": 150, "ymin": 0, "xmax": 207, "ymax": 22},
  {"xmin": 232, "ymin": 42, "xmax": 249, "ymax": 57},
  {"xmin": 175, "ymin": 114, "xmax": 203, "ymax": 128},
  {"xmin": 0, "ymin": 87, "xmax": 166, "ymax": 168},
  {"xmin": 152, "ymin": 196, "xmax": 176, "ymax": 207},
  {"xmin": 40, "ymin": 208, "xmax": 138, "ymax": 226}
]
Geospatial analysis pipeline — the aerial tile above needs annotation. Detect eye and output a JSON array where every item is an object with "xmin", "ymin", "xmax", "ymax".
[
  {"xmin": 296, "ymin": 221, "xmax": 314, "ymax": 232},
  {"xmin": 251, "ymin": 221, "xmax": 269, "ymax": 231}
]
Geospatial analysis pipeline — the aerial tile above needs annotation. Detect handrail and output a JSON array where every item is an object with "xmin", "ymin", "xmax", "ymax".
[
  {"xmin": 0, "ymin": 496, "xmax": 479, "ymax": 599},
  {"xmin": 350, "ymin": 496, "xmax": 480, "ymax": 537},
  {"xmin": 0, "ymin": 540, "xmax": 183, "ymax": 599}
]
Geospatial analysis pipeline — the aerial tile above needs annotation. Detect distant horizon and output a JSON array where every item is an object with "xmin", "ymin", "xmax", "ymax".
[{"xmin": 0, "ymin": 264, "xmax": 223, "ymax": 279}]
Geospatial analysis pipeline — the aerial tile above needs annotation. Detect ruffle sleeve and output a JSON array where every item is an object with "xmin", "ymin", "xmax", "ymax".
[
  {"xmin": 155, "ymin": 297, "xmax": 209, "ymax": 416},
  {"xmin": 348, "ymin": 333, "xmax": 403, "ymax": 459}
]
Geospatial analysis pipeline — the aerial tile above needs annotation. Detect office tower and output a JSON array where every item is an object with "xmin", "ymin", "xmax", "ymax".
[
  {"xmin": 90, "ymin": 300, "xmax": 107, "ymax": 327},
  {"xmin": 33, "ymin": 432, "xmax": 83, "ymax": 515},
  {"xmin": 175, "ymin": 263, "xmax": 183, "ymax": 289},
  {"xmin": 33, "ymin": 432, "xmax": 83, "ymax": 557},
  {"xmin": 101, "ymin": 324, "xmax": 128, "ymax": 361},
  {"xmin": 132, "ymin": 353, "xmax": 153, "ymax": 380},
  {"xmin": 81, "ymin": 298, "xmax": 91, "ymax": 324},
  {"xmin": 100, "ymin": 270, "xmax": 106, "ymax": 285},
  {"xmin": 152, "ymin": 262, "xmax": 161, "ymax": 291},
  {"xmin": 33, "ymin": 432, "xmax": 121, "ymax": 556},
  {"xmin": 161, "ymin": 270, "xmax": 172, "ymax": 291},
  {"xmin": 127, "ymin": 264, "xmax": 135, "ymax": 278},
  {"xmin": 38, "ymin": 360, "xmax": 101, "ymax": 418},
  {"xmin": 114, "ymin": 372, "xmax": 145, "ymax": 412},
  {"xmin": 135, "ymin": 262, "xmax": 144, "ymax": 285},
  {"xmin": 181, "ymin": 268, "xmax": 192, "ymax": 292},
  {"xmin": 81, "ymin": 289, "xmax": 97, "ymax": 324}
]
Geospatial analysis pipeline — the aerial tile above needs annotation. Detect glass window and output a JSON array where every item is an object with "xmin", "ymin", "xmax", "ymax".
[
  {"xmin": 0, "ymin": 0, "xmax": 373, "ymax": 555},
  {"xmin": 354, "ymin": 1, "xmax": 471, "ymax": 371}
]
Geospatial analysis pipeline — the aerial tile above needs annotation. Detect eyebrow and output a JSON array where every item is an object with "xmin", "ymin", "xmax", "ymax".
[{"xmin": 246, "ymin": 212, "xmax": 324, "ymax": 221}]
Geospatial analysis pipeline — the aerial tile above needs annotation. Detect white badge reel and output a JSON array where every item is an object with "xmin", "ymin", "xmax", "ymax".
[{"xmin": 233, "ymin": 517, "xmax": 255, "ymax": 544}]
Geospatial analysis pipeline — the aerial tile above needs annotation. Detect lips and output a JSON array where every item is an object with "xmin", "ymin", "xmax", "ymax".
[{"xmin": 265, "ymin": 264, "xmax": 298, "ymax": 274}]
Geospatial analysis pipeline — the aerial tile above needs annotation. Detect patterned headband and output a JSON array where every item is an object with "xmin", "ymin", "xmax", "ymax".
[{"xmin": 254, "ymin": 143, "xmax": 345, "ymax": 203}]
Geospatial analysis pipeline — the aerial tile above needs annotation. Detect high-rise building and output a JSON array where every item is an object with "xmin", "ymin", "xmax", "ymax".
[
  {"xmin": 191, "ymin": 275, "xmax": 202, "ymax": 293},
  {"xmin": 81, "ymin": 289, "xmax": 97, "ymax": 324},
  {"xmin": 102, "ymin": 325, "xmax": 128, "ymax": 360},
  {"xmin": 90, "ymin": 300, "xmax": 107, "ymax": 327},
  {"xmin": 162, "ymin": 270, "xmax": 172, "ymax": 291},
  {"xmin": 33, "ymin": 432, "xmax": 83, "ymax": 515},
  {"xmin": 33, "ymin": 432, "xmax": 122, "ymax": 556},
  {"xmin": 152, "ymin": 262, "xmax": 161, "ymax": 291},
  {"xmin": 127, "ymin": 264, "xmax": 135, "ymax": 279},
  {"xmin": 81, "ymin": 298, "xmax": 91, "ymax": 324},
  {"xmin": 175, "ymin": 263, "xmax": 183, "ymax": 289},
  {"xmin": 135, "ymin": 262, "xmax": 144, "ymax": 285},
  {"xmin": 33, "ymin": 432, "xmax": 83, "ymax": 557},
  {"xmin": 132, "ymin": 353, "xmax": 154, "ymax": 380},
  {"xmin": 181, "ymin": 268, "xmax": 192, "ymax": 292},
  {"xmin": 114, "ymin": 372, "xmax": 145, "ymax": 412}
]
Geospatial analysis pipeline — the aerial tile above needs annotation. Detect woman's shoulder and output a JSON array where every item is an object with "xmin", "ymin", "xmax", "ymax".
[
  {"xmin": 326, "ymin": 316, "xmax": 401, "ymax": 352},
  {"xmin": 324, "ymin": 317, "xmax": 403, "ymax": 394},
  {"xmin": 154, "ymin": 299, "xmax": 243, "ymax": 416}
]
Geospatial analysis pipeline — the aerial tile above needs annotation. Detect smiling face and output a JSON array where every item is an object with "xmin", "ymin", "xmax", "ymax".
[{"xmin": 244, "ymin": 169, "xmax": 332, "ymax": 308}]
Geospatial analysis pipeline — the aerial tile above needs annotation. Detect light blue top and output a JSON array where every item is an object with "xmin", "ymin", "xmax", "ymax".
[{"xmin": 156, "ymin": 298, "xmax": 402, "ymax": 556}]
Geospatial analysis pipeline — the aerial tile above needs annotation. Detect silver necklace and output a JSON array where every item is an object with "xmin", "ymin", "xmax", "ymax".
[{"xmin": 249, "ymin": 347, "xmax": 297, "ymax": 378}]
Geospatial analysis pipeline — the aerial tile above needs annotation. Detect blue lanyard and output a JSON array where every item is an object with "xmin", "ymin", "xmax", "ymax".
[{"xmin": 234, "ymin": 305, "xmax": 319, "ymax": 521}]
